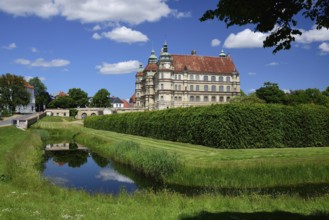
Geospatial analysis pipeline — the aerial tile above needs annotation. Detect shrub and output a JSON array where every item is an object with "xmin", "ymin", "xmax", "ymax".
[{"xmin": 84, "ymin": 104, "xmax": 329, "ymax": 149}]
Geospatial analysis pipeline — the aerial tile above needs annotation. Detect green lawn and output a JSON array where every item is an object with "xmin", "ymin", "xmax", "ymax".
[{"xmin": 0, "ymin": 120, "xmax": 327, "ymax": 219}]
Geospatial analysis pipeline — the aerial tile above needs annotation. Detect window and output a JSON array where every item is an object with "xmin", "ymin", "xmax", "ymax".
[
  {"xmin": 161, "ymin": 84, "xmax": 164, "ymax": 90},
  {"xmin": 175, "ymin": 85, "xmax": 178, "ymax": 90},
  {"xmin": 190, "ymin": 85, "xmax": 194, "ymax": 91},
  {"xmin": 178, "ymin": 85, "xmax": 182, "ymax": 90},
  {"xmin": 178, "ymin": 75, "xmax": 181, "ymax": 80},
  {"xmin": 219, "ymin": 76, "xmax": 223, "ymax": 82},
  {"xmin": 226, "ymin": 77, "xmax": 231, "ymax": 82},
  {"xmin": 196, "ymin": 85, "xmax": 200, "ymax": 91},
  {"xmin": 227, "ymin": 97, "xmax": 231, "ymax": 102},
  {"xmin": 211, "ymin": 85, "xmax": 216, "ymax": 92},
  {"xmin": 174, "ymin": 96, "xmax": 177, "ymax": 101},
  {"xmin": 161, "ymin": 96, "xmax": 164, "ymax": 100},
  {"xmin": 204, "ymin": 85, "xmax": 208, "ymax": 91},
  {"xmin": 211, "ymin": 96, "xmax": 216, "ymax": 102},
  {"xmin": 227, "ymin": 86, "xmax": 231, "ymax": 92},
  {"xmin": 196, "ymin": 96, "xmax": 200, "ymax": 102},
  {"xmin": 220, "ymin": 96, "xmax": 224, "ymax": 102},
  {"xmin": 219, "ymin": 86, "xmax": 224, "ymax": 92},
  {"xmin": 196, "ymin": 75, "xmax": 200, "ymax": 80},
  {"xmin": 175, "ymin": 74, "xmax": 177, "ymax": 80},
  {"xmin": 178, "ymin": 96, "xmax": 182, "ymax": 101},
  {"xmin": 190, "ymin": 75, "xmax": 194, "ymax": 80},
  {"xmin": 211, "ymin": 76, "xmax": 216, "ymax": 82},
  {"xmin": 204, "ymin": 96, "xmax": 209, "ymax": 102},
  {"xmin": 190, "ymin": 96, "xmax": 194, "ymax": 102},
  {"xmin": 204, "ymin": 75, "xmax": 208, "ymax": 81}
]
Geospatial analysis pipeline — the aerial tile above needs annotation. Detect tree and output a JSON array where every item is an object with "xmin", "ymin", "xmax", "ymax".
[
  {"xmin": 28, "ymin": 77, "xmax": 49, "ymax": 111},
  {"xmin": 256, "ymin": 82, "xmax": 286, "ymax": 104},
  {"xmin": 230, "ymin": 92, "xmax": 265, "ymax": 104},
  {"xmin": 68, "ymin": 88, "xmax": 89, "ymax": 108},
  {"xmin": 47, "ymin": 96, "xmax": 75, "ymax": 109},
  {"xmin": 305, "ymin": 88, "xmax": 329, "ymax": 105},
  {"xmin": 0, "ymin": 73, "xmax": 30, "ymax": 113},
  {"xmin": 200, "ymin": 0, "xmax": 329, "ymax": 53},
  {"xmin": 323, "ymin": 86, "xmax": 329, "ymax": 97},
  {"xmin": 91, "ymin": 88, "xmax": 111, "ymax": 107}
]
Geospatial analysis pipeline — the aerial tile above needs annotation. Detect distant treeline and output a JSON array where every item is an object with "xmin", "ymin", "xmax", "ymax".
[{"xmin": 84, "ymin": 104, "xmax": 329, "ymax": 149}]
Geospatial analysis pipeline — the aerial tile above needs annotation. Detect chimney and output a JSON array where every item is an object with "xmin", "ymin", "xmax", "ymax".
[{"xmin": 191, "ymin": 50, "xmax": 197, "ymax": 55}]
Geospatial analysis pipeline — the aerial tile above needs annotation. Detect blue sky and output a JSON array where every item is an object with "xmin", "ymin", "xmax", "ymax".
[{"xmin": 1, "ymin": 0, "xmax": 328, "ymax": 99}]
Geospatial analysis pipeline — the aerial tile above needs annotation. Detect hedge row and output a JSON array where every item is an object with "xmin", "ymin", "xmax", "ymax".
[{"xmin": 84, "ymin": 104, "xmax": 329, "ymax": 149}]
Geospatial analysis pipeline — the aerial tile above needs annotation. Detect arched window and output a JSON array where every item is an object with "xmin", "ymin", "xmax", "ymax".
[
  {"xmin": 196, "ymin": 75, "xmax": 200, "ymax": 80},
  {"xmin": 190, "ymin": 96, "xmax": 194, "ymax": 102},
  {"xmin": 204, "ymin": 96, "xmax": 209, "ymax": 102},
  {"xmin": 220, "ymin": 96, "xmax": 224, "ymax": 102},
  {"xmin": 227, "ymin": 86, "xmax": 231, "ymax": 92},
  {"xmin": 190, "ymin": 85, "xmax": 194, "ymax": 91},
  {"xmin": 196, "ymin": 85, "xmax": 200, "ymax": 91},
  {"xmin": 212, "ymin": 85, "xmax": 216, "ymax": 92},
  {"xmin": 219, "ymin": 86, "xmax": 224, "ymax": 92},
  {"xmin": 227, "ymin": 97, "xmax": 231, "ymax": 102},
  {"xmin": 226, "ymin": 77, "xmax": 231, "ymax": 82},
  {"xmin": 211, "ymin": 76, "xmax": 216, "ymax": 82},
  {"xmin": 189, "ymin": 75, "xmax": 194, "ymax": 80},
  {"xmin": 204, "ymin": 85, "xmax": 208, "ymax": 91},
  {"xmin": 204, "ymin": 75, "xmax": 208, "ymax": 81},
  {"xmin": 219, "ymin": 76, "xmax": 223, "ymax": 82},
  {"xmin": 196, "ymin": 96, "xmax": 200, "ymax": 102},
  {"xmin": 211, "ymin": 96, "xmax": 216, "ymax": 102}
]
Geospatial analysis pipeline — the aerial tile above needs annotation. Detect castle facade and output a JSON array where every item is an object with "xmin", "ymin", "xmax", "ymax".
[{"xmin": 135, "ymin": 42, "xmax": 240, "ymax": 110}]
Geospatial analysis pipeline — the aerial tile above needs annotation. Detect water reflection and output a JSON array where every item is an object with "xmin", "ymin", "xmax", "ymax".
[{"xmin": 43, "ymin": 143, "xmax": 138, "ymax": 195}]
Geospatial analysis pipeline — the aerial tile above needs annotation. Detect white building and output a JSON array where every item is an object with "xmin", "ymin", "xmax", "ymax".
[
  {"xmin": 16, "ymin": 82, "xmax": 36, "ymax": 114},
  {"xmin": 135, "ymin": 42, "xmax": 240, "ymax": 110}
]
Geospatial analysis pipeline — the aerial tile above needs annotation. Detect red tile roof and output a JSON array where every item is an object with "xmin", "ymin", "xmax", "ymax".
[
  {"xmin": 144, "ymin": 63, "xmax": 157, "ymax": 72},
  {"xmin": 121, "ymin": 99, "xmax": 130, "ymax": 108},
  {"xmin": 129, "ymin": 92, "xmax": 136, "ymax": 103},
  {"xmin": 172, "ymin": 55, "xmax": 237, "ymax": 74},
  {"xmin": 24, "ymin": 82, "xmax": 34, "ymax": 89},
  {"xmin": 58, "ymin": 91, "xmax": 68, "ymax": 97}
]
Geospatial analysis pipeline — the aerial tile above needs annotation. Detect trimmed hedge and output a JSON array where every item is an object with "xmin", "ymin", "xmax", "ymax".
[{"xmin": 84, "ymin": 104, "xmax": 329, "ymax": 149}]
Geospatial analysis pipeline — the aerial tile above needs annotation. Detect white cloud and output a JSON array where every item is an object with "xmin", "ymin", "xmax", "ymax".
[
  {"xmin": 295, "ymin": 27, "xmax": 329, "ymax": 44},
  {"xmin": 267, "ymin": 62, "xmax": 279, "ymax": 66},
  {"xmin": 319, "ymin": 42, "xmax": 329, "ymax": 54},
  {"xmin": 96, "ymin": 60, "xmax": 140, "ymax": 74},
  {"xmin": 248, "ymin": 72, "xmax": 256, "ymax": 76},
  {"xmin": 96, "ymin": 169, "xmax": 134, "ymax": 183},
  {"xmin": 0, "ymin": 0, "xmax": 172, "ymax": 24},
  {"xmin": 224, "ymin": 29, "xmax": 268, "ymax": 48},
  {"xmin": 15, "ymin": 58, "xmax": 31, "ymax": 65},
  {"xmin": 92, "ymin": 32, "xmax": 102, "ymax": 40},
  {"xmin": 15, "ymin": 58, "xmax": 70, "ymax": 68},
  {"xmin": 211, "ymin": 39, "xmax": 221, "ymax": 47},
  {"xmin": 171, "ymin": 9, "xmax": 191, "ymax": 19},
  {"xmin": 92, "ymin": 25, "xmax": 101, "ymax": 31},
  {"xmin": 101, "ymin": 26, "xmax": 148, "ymax": 43},
  {"xmin": 24, "ymin": 76, "xmax": 46, "ymax": 81},
  {"xmin": 31, "ymin": 47, "xmax": 38, "ymax": 52},
  {"xmin": 2, "ymin": 42, "xmax": 17, "ymax": 50}
]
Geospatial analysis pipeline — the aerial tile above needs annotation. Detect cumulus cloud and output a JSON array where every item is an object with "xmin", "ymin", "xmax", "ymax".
[
  {"xmin": 0, "ymin": 0, "xmax": 172, "ymax": 24},
  {"xmin": 319, "ymin": 42, "xmax": 329, "ymax": 54},
  {"xmin": 211, "ymin": 39, "xmax": 221, "ymax": 47},
  {"xmin": 15, "ymin": 58, "xmax": 70, "ymax": 68},
  {"xmin": 92, "ymin": 32, "xmax": 102, "ymax": 40},
  {"xmin": 2, "ymin": 42, "xmax": 17, "ymax": 50},
  {"xmin": 100, "ymin": 26, "xmax": 148, "ymax": 43},
  {"xmin": 224, "ymin": 29, "xmax": 268, "ymax": 48},
  {"xmin": 295, "ymin": 26, "xmax": 329, "ymax": 44},
  {"xmin": 96, "ymin": 60, "xmax": 140, "ymax": 74}
]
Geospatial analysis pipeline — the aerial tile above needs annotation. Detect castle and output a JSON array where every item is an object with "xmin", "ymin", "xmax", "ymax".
[{"xmin": 135, "ymin": 42, "xmax": 240, "ymax": 110}]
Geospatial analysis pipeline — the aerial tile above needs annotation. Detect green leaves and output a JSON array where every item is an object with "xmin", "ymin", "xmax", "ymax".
[{"xmin": 85, "ymin": 104, "xmax": 329, "ymax": 149}]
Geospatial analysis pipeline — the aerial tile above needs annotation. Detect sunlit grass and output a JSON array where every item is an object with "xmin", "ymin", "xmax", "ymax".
[{"xmin": 0, "ymin": 123, "xmax": 328, "ymax": 219}]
